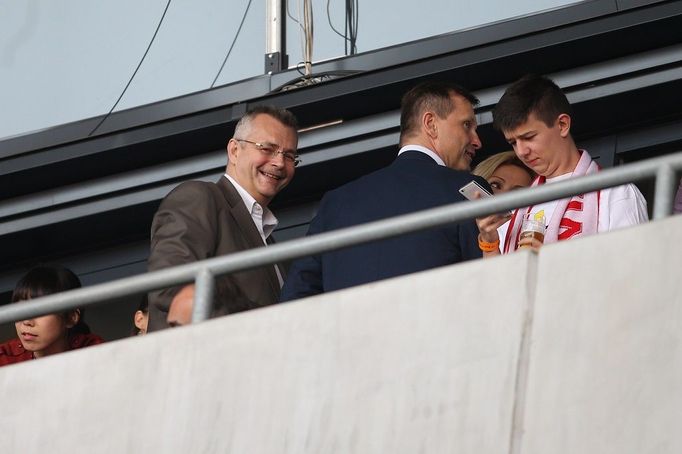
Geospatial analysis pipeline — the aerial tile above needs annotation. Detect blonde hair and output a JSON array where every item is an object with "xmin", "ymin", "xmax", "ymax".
[{"xmin": 473, "ymin": 151, "xmax": 535, "ymax": 181}]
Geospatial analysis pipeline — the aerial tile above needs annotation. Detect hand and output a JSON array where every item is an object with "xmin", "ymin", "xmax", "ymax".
[
  {"xmin": 475, "ymin": 212, "xmax": 511, "ymax": 243},
  {"xmin": 517, "ymin": 236, "xmax": 543, "ymax": 252},
  {"xmin": 472, "ymin": 191, "xmax": 509, "ymax": 242}
]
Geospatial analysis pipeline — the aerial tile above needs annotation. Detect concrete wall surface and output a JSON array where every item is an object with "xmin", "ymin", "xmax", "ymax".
[
  {"xmin": 522, "ymin": 215, "xmax": 682, "ymax": 454},
  {"xmin": 1, "ymin": 215, "xmax": 680, "ymax": 453},
  {"xmin": 0, "ymin": 251, "xmax": 534, "ymax": 454}
]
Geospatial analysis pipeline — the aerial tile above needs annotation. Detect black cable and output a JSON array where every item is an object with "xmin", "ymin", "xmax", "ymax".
[
  {"xmin": 353, "ymin": 0, "xmax": 359, "ymax": 54},
  {"xmin": 344, "ymin": 0, "xmax": 349, "ymax": 55},
  {"xmin": 346, "ymin": 0, "xmax": 350, "ymax": 36},
  {"xmin": 326, "ymin": 0, "xmax": 347, "ymax": 40},
  {"xmin": 348, "ymin": 0, "xmax": 358, "ymax": 55},
  {"xmin": 88, "ymin": 0, "xmax": 172, "ymax": 136},
  {"xmin": 345, "ymin": 0, "xmax": 358, "ymax": 55},
  {"xmin": 286, "ymin": 0, "xmax": 301, "ymax": 26},
  {"xmin": 272, "ymin": 69, "xmax": 362, "ymax": 92},
  {"xmin": 296, "ymin": 61, "xmax": 309, "ymax": 76},
  {"xmin": 211, "ymin": 0, "xmax": 253, "ymax": 88}
]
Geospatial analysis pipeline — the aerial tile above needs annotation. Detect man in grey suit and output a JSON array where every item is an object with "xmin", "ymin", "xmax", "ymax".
[{"xmin": 147, "ymin": 105, "xmax": 300, "ymax": 331}]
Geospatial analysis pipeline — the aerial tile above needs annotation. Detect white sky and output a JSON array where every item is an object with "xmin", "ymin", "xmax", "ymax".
[{"xmin": 0, "ymin": 0, "xmax": 577, "ymax": 139}]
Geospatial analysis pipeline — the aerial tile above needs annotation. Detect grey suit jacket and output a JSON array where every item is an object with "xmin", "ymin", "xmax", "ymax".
[{"xmin": 147, "ymin": 176, "xmax": 284, "ymax": 331}]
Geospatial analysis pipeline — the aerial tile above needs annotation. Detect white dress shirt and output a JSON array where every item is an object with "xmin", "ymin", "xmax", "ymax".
[
  {"xmin": 225, "ymin": 174, "xmax": 283, "ymax": 286},
  {"xmin": 398, "ymin": 144, "xmax": 446, "ymax": 167}
]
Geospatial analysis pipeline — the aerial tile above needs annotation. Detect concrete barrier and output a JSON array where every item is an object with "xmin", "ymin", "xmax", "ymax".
[
  {"xmin": 0, "ymin": 251, "xmax": 534, "ymax": 453},
  {"xmin": 522, "ymin": 215, "xmax": 682, "ymax": 454}
]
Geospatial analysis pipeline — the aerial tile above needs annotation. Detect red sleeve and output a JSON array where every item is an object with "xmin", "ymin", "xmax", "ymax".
[
  {"xmin": 69, "ymin": 333, "xmax": 105, "ymax": 349},
  {"xmin": 0, "ymin": 338, "xmax": 33, "ymax": 366}
]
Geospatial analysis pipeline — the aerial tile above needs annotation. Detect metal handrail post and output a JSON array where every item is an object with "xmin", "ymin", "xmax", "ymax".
[
  {"xmin": 192, "ymin": 268, "xmax": 215, "ymax": 323},
  {"xmin": 653, "ymin": 163, "xmax": 677, "ymax": 220}
]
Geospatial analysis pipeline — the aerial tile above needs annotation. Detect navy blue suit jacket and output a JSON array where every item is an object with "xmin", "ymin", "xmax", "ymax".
[{"xmin": 280, "ymin": 150, "xmax": 490, "ymax": 301}]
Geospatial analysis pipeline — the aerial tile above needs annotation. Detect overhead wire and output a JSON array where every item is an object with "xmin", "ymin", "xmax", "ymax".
[
  {"xmin": 88, "ymin": 0, "xmax": 172, "ymax": 136},
  {"xmin": 287, "ymin": 0, "xmax": 304, "ymax": 31},
  {"xmin": 211, "ymin": 0, "xmax": 254, "ymax": 87},
  {"xmin": 346, "ymin": 0, "xmax": 358, "ymax": 55},
  {"xmin": 277, "ymin": 0, "xmax": 362, "ymax": 92},
  {"xmin": 353, "ymin": 0, "xmax": 358, "ymax": 54},
  {"xmin": 344, "ymin": 0, "xmax": 348, "ymax": 54},
  {"xmin": 326, "ymin": 0, "xmax": 358, "ymax": 56},
  {"xmin": 326, "ymin": 0, "xmax": 347, "ymax": 41},
  {"xmin": 301, "ymin": 0, "xmax": 313, "ymax": 77},
  {"xmin": 289, "ymin": 0, "xmax": 313, "ymax": 77}
]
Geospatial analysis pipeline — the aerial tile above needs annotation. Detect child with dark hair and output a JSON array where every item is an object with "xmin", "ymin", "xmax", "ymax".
[{"xmin": 0, "ymin": 265, "xmax": 104, "ymax": 367}]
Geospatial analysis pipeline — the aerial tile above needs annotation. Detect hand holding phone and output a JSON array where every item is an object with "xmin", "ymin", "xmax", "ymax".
[
  {"xmin": 459, "ymin": 180, "xmax": 492, "ymax": 201},
  {"xmin": 458, "ymin": 180, "xmax": 512, "ymax": 216}
]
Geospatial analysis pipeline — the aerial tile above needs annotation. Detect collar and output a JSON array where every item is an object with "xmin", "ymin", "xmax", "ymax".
[
  {"xmin": 397, "ymin": 145, "xmax": 446, "ymax": 167},
  {"xmin": 545, "ymin": 173, "xmax": 573, "ymax": 184},
  {"xmin": 224, "ymin": 174, "xmax": 278, "ymax": 238}
]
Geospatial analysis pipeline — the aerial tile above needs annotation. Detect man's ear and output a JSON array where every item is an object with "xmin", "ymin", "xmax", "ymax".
[
  {"xmin": 227, "ymin": 139, "xmax": 239, "ymax": 164},
  {"xmin": 66, "ymin": 309, "xmax": 80, "ymax": 329},
  {"xmin": 423, "ymin": 111, "xmax": 438, "ymax": 139},
  {"xmin": 557, "ymin": 113, "xmax": 571, "ymax": 138}
]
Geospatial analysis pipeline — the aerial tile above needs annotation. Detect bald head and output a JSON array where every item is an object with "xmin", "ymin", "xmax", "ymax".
[{"xmin": 167, "ymin": 284, "xmax": 195, "ymax": 327}]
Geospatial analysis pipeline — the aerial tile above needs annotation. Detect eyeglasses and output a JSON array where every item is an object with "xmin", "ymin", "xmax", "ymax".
[{"xmin": 235, "ymin": 139, "xmax": 301, "ymax": 167}]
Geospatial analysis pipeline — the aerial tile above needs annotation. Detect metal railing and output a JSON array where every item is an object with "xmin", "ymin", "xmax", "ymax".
[{"xmin": 1, "ymin": 151, "xmax": 681, "ymax": 326}]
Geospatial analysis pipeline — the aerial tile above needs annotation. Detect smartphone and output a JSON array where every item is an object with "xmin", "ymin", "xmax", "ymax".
[
  {"xmin": 458, "ymin": 180, "xmax": 512, "ymax": 216},
  {"xmin": 458, "ymin": 180, "xmax": 492, "ymax": 201}
]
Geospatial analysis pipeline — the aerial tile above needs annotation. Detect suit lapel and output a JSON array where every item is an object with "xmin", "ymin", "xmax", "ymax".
[
  {"xmin": 217, "ymin": 177, "xmax": 264, "ymax": 249},
  {"xmin": 217, "ymin": 177, "xmax": 282, "ymax": 298}
]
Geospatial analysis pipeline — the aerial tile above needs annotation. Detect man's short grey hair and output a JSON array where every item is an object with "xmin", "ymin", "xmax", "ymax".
[{"xmin": 233, "ymin": 105, "xmax": 299, "ymax": 139}]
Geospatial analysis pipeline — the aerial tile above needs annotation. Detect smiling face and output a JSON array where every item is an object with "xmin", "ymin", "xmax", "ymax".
[
  {"xmin": 503, "ymin": 112, "xmax": 578, "ymax": 178},
  {"xmin": 227, "ymin": 113, "xmax": 298, "ymax": 206},
  {"xmin": 488, "ymin": 163, "xmax": 534, "ymax": 194},
  {"xmin": 15, "ymin": 312, "xmax": 75, "ymax": 358},
  {"xmin": 432, "ymin": 93, "xmax": 482, "ymax": 171}
]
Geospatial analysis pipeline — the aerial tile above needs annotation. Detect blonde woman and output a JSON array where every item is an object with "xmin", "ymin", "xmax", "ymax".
[{"xmin": 472, "ymin": 151, "xmax": 535, "ymax": 194}]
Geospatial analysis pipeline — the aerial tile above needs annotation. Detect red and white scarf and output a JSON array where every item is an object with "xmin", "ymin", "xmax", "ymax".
[{"xmin": 503, "ymin": 150, "xmax": 600, "ymax": 253}]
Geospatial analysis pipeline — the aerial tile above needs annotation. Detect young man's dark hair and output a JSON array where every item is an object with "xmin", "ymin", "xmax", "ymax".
[
  {"xmin": 400, "ymin": 81, "xmax": 479, "ymax": 144},
  {"xmin": 492, "ymin": 74, "xmax": 572, "ymax": 132}
]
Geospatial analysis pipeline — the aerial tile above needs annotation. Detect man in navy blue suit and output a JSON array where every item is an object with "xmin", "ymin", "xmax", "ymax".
[{"xmin": 280, "ymin": 81, "xmax": 489, "ymax": 301}]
